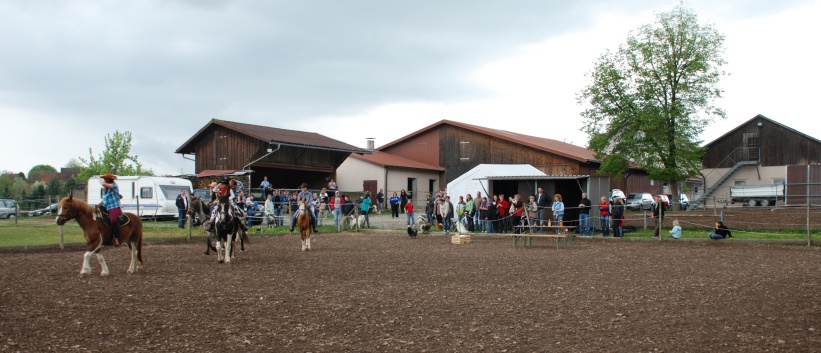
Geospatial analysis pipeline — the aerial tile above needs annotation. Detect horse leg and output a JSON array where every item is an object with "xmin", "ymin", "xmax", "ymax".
[
  {"xmin": 128, "ymin": 243, "xmax": 138, "ymax": 274},
  {"xmin": 96, "ymin": 252, "xmax": 110, "ymax": 276},
  {"xmin": 216, "ymin": 240, "xmax": 224, "ymax": 263},
  {"xmin": 307, "ymin": 236, "xmax": 312, "ymax": 251},
  {"xmin": 301, "ymin": 234, "xmax": 307, "ymax": 252},
  {"xmin": 224, "ymin": 233, "xmax": 233, "ymax": 264},
  {"xmin": 80, "ymin": 251, "xmax": 93, "ymax": 276}
]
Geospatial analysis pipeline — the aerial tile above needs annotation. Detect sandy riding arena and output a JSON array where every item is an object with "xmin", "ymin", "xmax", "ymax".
[{"xmin": 1, "ymin": 234, "xmax": 819, "ymax": 352}]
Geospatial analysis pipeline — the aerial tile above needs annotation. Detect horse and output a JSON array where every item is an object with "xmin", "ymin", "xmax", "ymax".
[
  {"xmin": 187, "ymin": 195, "xmax": 217, "ymax": 255},
  {"xmin": 212, "ymin": 201, "xmax": 241, "ymax": 264},
  {"xmin": 55, "ymin": 195, "xmax": 144, "ymax": 276},
  {"xmin": 296, "ymin": 199, "xmax": 312, "ymax": 251}
]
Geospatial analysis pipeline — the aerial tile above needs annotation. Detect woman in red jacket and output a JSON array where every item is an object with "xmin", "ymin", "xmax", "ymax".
[
  {"xmin": 496, "ymin": 194, "xmax": 509, "ymax": 233},
  {"xmin": 599, "ymin": 196, "xmax": 610, "ymax": 237}
]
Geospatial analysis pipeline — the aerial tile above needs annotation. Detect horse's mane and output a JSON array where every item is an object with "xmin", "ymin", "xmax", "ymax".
[{"xmin": 59, "ymin": 197, "xmax": 96, "ymax": 218}]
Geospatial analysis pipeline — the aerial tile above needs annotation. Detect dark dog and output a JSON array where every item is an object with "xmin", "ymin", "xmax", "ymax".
[{"xmin": 407, "ymin": 225, "xmax": 417, "ymax": 238}]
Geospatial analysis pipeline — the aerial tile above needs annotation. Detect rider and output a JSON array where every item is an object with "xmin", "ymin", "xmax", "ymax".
[
  {"xmin": 290, "ymin": 183, "xmax": 319, "ymax": 233},
  {"xmin": 229, "ymin": 178, "xmax": 250, "ymax": 234},
  {"xmin": 207, "ymin": 179, "xmax": 235, "ymax": 232},
  {"xmin": 98, "ymin": 173, "xmax": 122, "ymax": 247}
]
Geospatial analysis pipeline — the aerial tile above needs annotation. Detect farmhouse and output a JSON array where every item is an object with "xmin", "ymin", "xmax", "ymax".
[
  {"xmin": 695, "ymin": 114, "xmax": 821, "ymax": 208},
  {"xmin": 175, "ymin": 119, "xmax": 370, "ymax": 192}
]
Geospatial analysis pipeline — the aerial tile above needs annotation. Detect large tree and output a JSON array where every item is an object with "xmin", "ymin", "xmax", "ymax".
[
  {"xmin": 578, "ymin": 4, "xmax": 726, "ymax": 208},
  {"xmin": 78, "ymin": 131, "xmax": 153, "ymax": 181},
  {"xmin": 27, "ymin": 164, "xmax": 57, "ymax": 183}
]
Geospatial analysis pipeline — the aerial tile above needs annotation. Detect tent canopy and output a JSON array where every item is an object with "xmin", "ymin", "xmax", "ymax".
[{"xmin": 446, "ymin": 164, "xmax": 546, "ymax": 200}]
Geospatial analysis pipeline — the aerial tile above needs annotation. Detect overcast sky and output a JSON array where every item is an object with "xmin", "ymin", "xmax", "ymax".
[{"xmin": 1, "ymin": 0, "xmax": 819, "ymax": 177}]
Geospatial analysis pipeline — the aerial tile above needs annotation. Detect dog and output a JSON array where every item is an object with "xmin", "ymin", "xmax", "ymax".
[
  {"xmin": 415, "ymin": 215, "xmax": 432, "ymax": 234},
  {"xmin": 355, "ymin": 215, "xmax": 366, "ymax": 231},
  {"xmin": 407, "ymin": 225, "xmax": 417, "ymax": 238}
]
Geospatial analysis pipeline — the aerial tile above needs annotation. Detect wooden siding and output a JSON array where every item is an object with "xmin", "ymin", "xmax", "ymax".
[
  {"xmin": 379, "ymin": 129, "xmax": 440, "ymax": 167},
  {"xmin": 624, "ymin": 172, "xmax": 664, "ymax": 195},
  {"xmin": 704, "ymin": 116, "xmax": 821, "ymax": 168},
  {"xmin": 785, "ymin": 164, "xmax": 821, "ymax": 206}
]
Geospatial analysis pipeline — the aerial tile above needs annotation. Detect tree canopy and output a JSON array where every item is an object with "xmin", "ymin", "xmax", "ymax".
[
  {"xmin": 578, "ymin": 4, "xmax": 726, "ymax": 201},
  {"xmin": 78, "ymin": 131, "xmax": 153, "ymax": 181},
  {"xmin": 27, "ymin": 164, "xmax": 57, "ymax": 182}
]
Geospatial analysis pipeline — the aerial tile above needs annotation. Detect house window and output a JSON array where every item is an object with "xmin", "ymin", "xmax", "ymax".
[
  {"xmin": 743, "ymin": 132, "xmax": 760, "ymax": 147},
  {"xmin": 733, "ymin": 180, "xmax": 746, "ymax": 186},
  {"xmin": 460, "ymin": 141, "xmax": 470, "ymax": 162}
]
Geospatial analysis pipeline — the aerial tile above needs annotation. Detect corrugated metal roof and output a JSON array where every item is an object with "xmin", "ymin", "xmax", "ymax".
[
  {"xmin": 349, "ymin": 151, "xmax": 445, "ymax": 171},
  {"xmin": 176, "ymin": 119, "xmax": 371, "ymax": 154},
  {"xmin": 377, "ymin": 120, "xmax": 597, "ymax": 163}
]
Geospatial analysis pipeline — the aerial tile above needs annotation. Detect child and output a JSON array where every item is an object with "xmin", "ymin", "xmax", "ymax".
[
  {"xmin": 404, "ymin": 200, "xmax": 414, "ymax": 226},
  {"xmin": 669, "ymin": 220, "xmax": 681, "ymax": 239}
]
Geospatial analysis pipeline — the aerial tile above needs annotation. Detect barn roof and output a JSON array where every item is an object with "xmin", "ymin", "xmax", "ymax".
[
  {"xmin": 176, "ymin": 119, "xmax": 371, "ymax": 155},
  {"xmin": 348, "ymin": 151, "xmax": 445, "ymax": 171},
  {"xmin": 377, "ymin": 119, "xmax": 597, "ymax": 163},
  {"xmin": 705, "ymin": 114, "xmax": 821, "ymax": 147}
]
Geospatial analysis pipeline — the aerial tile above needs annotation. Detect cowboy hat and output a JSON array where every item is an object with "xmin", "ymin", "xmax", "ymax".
[
  {"xmin": 102, "ymin": 173, "xmax": 117, "ymax": 181},
  {"xmin": 218, "ymin": 178, "xmax": 230, "ymax": 184},
  {"xmin": 209, "ymin": 181, "xmax": 218, "ymax": 188},
  {"xmin": 300, "ymin": 183, "xmax": 309, "ymax": 188}
]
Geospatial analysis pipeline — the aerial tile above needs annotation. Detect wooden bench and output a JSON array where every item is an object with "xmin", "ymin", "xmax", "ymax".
[{"xmin": 509, "ymin": 226, "xmax": 577, "ymax": 249}]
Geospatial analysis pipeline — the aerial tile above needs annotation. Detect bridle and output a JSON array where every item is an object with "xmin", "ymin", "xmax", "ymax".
[{"xmin": 55, "ymin": 203, "xmax": 77, "ymax": 226}]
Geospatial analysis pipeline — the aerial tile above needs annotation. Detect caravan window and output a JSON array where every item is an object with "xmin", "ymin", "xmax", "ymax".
[
  {"xmin": 140, "ymin": 187, "xmax": 153, "ymax": 199},
  {"xmin": 160, "ymin": 186, "xmax": 186, "ymax": 199}
]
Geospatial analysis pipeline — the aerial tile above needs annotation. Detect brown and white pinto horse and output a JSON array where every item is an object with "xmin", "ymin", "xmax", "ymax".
[
  {"xmin": 55, "ymin": 196, "xmax": 144, "ymax": 276},
  {"xmin": 296, "ymin": 199, "xmax": 313, "ymax": 251}
]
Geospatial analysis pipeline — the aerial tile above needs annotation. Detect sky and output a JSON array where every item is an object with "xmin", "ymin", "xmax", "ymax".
[{"xmin": 1, "ymin": 0, "xmax": 819, "ymax": 177}]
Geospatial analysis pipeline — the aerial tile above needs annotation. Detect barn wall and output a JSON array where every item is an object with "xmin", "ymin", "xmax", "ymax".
[
  {"xmin": 703, "ymin": 116, "xmax": 821, "ymax": 168},
  {"xmin": 380, "ymin": 129, "xmax": 440, "ymax": 167},
  {"xmin": 336, "ymin": 158, "xmax": 385, "ymax": 192}
]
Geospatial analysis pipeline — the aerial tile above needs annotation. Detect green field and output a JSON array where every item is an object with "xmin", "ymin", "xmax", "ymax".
[{"xmin": 0, "ymin": 214, "xmax": 816, "ymax": 248}]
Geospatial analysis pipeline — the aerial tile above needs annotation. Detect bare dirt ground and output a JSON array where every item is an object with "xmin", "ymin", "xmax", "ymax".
[{"xmin": 1, "ymin": 232, "xmax": 819, "ymax": 352}]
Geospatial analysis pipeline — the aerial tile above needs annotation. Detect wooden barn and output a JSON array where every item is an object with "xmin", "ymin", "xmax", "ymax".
[
  {"xmin": 369, "ymin": 120, "xmax": 657, "ymax": 217},
  {"xmin": 695, "ymin": 114, "xmax": 821, "ymax": 207},
  {"xmin": 175, "ymin": 119, "xmax": 370, "ymax": 191}
]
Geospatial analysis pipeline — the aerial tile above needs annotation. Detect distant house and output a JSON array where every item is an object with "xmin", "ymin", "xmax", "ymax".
[
  {"xmin": 335, "ymin": 150, "xmax": 444, "ymax": 205},
  {"xmin": 338, "ymin": 119, "xmax": 659, "ymax": 214},
  {"xmin": 695, "ymin": 114, "xmax": 821, "ymax": 207},
  {"xmin": 175, "ymin": 119, "xmax": 370, "ymax": 191}
]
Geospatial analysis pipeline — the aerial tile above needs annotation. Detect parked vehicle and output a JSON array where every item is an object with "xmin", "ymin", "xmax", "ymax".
[
  {"xmin": 87, "ymin": 176, "xmax": 193, "ymax": 219},
  {"xmin": 625, "ymin": 193, "xmax": 653, "ymax": 210},
  {"xmin": 0, "ymin": 199, "xmax": 19, "ymax": 219},
  {"xmin": 193, "ymin": 188, "xmax": 210, "ymax": 201},
  {"xmin": 730, "ymin": 184, "xmax": 783, "ymax": 207},
  {"xmin": 609, "ymin": 189, "xmax": 626, "ymax": 203},
  {"xmin": 29, "ymin": 203, "xmax": 59, "ymax": 217}
]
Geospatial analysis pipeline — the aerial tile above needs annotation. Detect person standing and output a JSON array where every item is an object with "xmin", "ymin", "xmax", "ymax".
[
  {"xmin": 473, "ymin": 191, "xmax": 483, "ymax": 232},
  {"xmin": 99, "ymin": 173, "xmax": 123, "ymax": 246},
  {"xmin": 441, "ymin": 196, "xmax": 454, "ymax": 234},
  {"xmin": 486, "ymin": 196, "xmax": 497, "ymax": 233},
  {"xmin": 263, "ymin": 193, "xmax": 275, "ymax": 228},
  {"xmin": 404, "ymin": 199, "xmax": 414, "ymax": 226},
  {"xmin": 176, "ymin": 188, "xmax": 188, "ymax": 229},
  {"xmin": 652, "ymin": 195, "xmax": 665, "ymax": 238},
  {"xmin": 599, "ymin": 196, "xmax": 610, "ymax": 237},
  {"xmin": 376, "ymin": 189, "xmax": 385, "ymax": 214},
  {"xmin": 456, "ymin": 196, "xmax": 466, "ymax": 225},
  {"xmin": 511, "ymin": 194, "xmax": 524, "ymax": 233},
  {"xmin": 578, "ymin": 192, "xmax": 592, "ymax": 236},
  {"xmin": 464, "ymin": 194, "xmax": 475, "ymax": 232},
  {"xmin": 272, "ymin": 189, "xmax": 284, "ymax": 227},
  {"xmin": 389, "ymin": 192, "xmax": 400, "ymax": 218},
  {"xmin": 399, "ymin": 189, "xmax": 409, "ymax": 214},
  {"xmin": 360, "ymin": 194, "xmax": 372, "ymax": 228},
  {"xmin": 496, "ymin": 194, "xmax": 509, "ymax": 233},
  {"xmin": 260, "ymin": 176, "xmax": 271, "ymax": 198},
  {"xmin": 552, "ymin": 194, "xmax": 565, "ymax": 234},
  {"xmin": 611, "ymin": 197, "xmax": 625, "ymax": 238},
  {"xmin": 332, "ymin": 191, "xmax": 342, "ymax": 229},
  {"xmin": 536, "ymin": 187, "xmax": 549, "ymax": 227}
]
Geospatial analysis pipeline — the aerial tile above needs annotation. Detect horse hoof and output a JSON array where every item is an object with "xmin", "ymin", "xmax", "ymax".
[
  {"xmin": 219, "ymin": 259, "xmax": 224, "ymax": 263},
  {"xmin": 101, "ymin": 271, "xmax": 110, "ymax": 277}
]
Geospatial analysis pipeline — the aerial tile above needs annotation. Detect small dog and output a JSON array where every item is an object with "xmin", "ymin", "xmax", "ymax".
[
  {"xmin": 355, "ymin": 215, "xmax": 366, "ymax": 231},
  {"xmin": 407, "ymin": 225, "xmax": 417, "ymax": 238},
  {"xmin": 434, "ymin": 221, "xmax": 444, "ymax": 231},
  {"xmin": 415, "ymin": 215, "xmax": 432, "ymax": 234}
]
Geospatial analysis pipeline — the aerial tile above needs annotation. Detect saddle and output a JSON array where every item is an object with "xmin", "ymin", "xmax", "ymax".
[{"xmin": 96, "ymin": 205, "xmax": 130, "ymax": 228}]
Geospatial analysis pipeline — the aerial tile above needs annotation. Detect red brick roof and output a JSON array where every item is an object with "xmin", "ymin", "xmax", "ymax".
[
  {"xmin": 377, "ymin": 120, "xmax": 597, "ymax": 163},
  {"xmin": 176, "ymin": 119, "xmax": 371, "ymax": 155},
  {"xmin": 349, "ymin": 151, "xmax": 445, "ymax": 171}
]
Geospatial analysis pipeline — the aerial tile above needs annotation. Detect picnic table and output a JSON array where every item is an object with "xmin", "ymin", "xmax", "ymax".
[{"xmin": 508, "ymin": 225, "xmax": 577, "ymax": 249}]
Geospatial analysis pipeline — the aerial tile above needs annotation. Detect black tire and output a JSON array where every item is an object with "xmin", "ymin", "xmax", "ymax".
[
  {"xmin": 760, "ymin": 199, "xmax": 770, "ymax": 207},
  {"xmin": 746, "ymin": 199, "xmax": 757, "ymax": 207}
]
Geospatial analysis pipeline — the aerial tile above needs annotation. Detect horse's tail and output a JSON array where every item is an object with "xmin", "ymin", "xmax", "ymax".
[{"xmin": 135, "ymin": 217, "xmax": 144, "ymax": 265}]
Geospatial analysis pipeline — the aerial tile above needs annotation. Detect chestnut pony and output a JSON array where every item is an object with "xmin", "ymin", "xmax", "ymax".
[
  {"xmin": 296, "ymin": 199, "xmax": 312, "ymax": 251},
  {"xmin": 56, "ymin": 195, "xmax": 144, "ymax": 276}
]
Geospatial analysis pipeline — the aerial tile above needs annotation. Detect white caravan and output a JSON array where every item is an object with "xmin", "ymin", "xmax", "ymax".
[{"xmin": 87, "ymin": 176, "xmax": 193, "ymax": 219}]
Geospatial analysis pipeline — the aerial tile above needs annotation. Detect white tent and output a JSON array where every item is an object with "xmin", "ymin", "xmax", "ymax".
[{"xmin": 446, "ymin": 164, "xmax": 546, "ymax": 200}]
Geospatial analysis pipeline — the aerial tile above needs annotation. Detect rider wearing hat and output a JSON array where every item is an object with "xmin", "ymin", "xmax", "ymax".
[
  {"xmin": 207, "ymin": 178, "xmax": 246, "ymax": 232},
  {"xmin": 290, "ymin": 183, "xmax": 319, "ymax": 233},
  {"xmin": 98, "ymin": 173, "xmax": 122, "ymax": 247}
]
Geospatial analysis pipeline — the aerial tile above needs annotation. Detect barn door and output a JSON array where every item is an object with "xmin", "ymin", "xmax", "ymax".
[{"xmin": 363, "ymin": 180, "xmax": 377, "ymax": 196}]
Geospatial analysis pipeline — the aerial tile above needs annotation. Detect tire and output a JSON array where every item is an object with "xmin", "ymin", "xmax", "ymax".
[
  {"xmin": 8, "ymin": 214, "xmax": 16, "ymax": 219},
  {"xmin": 760, "ymin": 199, "xmax": 770, "ymax": 207},
  {"xmin": 746, "ymin": 199, "xmax": 757, "ymax": 207}
]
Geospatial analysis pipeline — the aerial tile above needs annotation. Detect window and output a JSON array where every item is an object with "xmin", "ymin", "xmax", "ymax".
[
  {"xmin": 733, "ymin": 180, "xmax": 746, "ymax": 186},
  {"xmin": 459, "ymin": 141, "xmax": 470, "ymax": 162},
  {"xmin": 140, "ymin": 187, "xmax": 153, "ymax": 199},
  {"xmin": 743, "ymin": 132, "xmax": 760, "ymax": 147}
]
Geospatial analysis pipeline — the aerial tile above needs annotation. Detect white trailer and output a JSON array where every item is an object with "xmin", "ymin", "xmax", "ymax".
[
  {"xmin": 730, "ymin": 184, "xmax": 784, "ymax": 207},
  {"xmin": 87, "ymin": 176, "xmax": 193, "ymax": 218}
]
